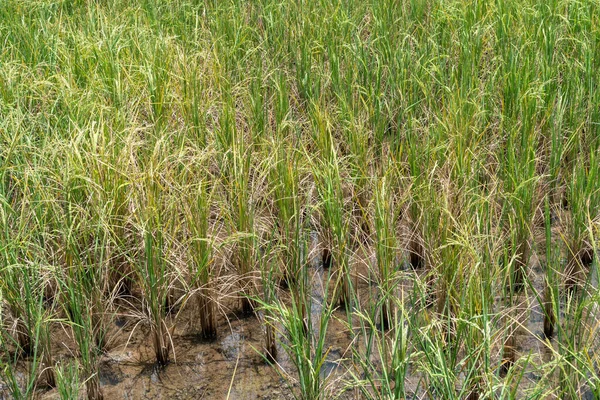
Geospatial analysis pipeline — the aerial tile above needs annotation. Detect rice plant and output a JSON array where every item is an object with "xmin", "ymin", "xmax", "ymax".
[
  {"xmin": 132, "ymin": 150, "xmax": 176, "ymax": 367},
  {"xmin": 351, "ymin": 294, "xmax": 411, "ymax": 399},
  {"xmin": 257, "ymin": 242, "xmax": 335, "ymax": 400},
  {"xmin": 55, "ymin": 360, "xmax": 81, "ymax": 400},
  {"xmin": 183, "ymin": 178, "xmax": 217, "ymax": 340},
  {"xmin": 565, "ymin": 149, "xmax": 599, "ymax": 290},
  {"xmin": 311, "ymin": 149, "xmax": 352, "ymax": 312},
  {"xmin": 1, "ymin": 0, "xmax": 600, "ymax": 398},
  {"xmin": 271, "ymin": 141, "xmax": 303, "ymax": 287},
  {"xmin": 373, "ymin": 171, "xmax": 400, "ymax": 330}
]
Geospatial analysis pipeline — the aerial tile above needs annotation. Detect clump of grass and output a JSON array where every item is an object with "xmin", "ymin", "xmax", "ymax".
[
  {"xmin": 55, "ymin": 360, "xmax": 81, "ymax": 400},
  {"xmin": 183, "ymin": 179, "xmax": 217, "ymax": 340},
  {"xmin": 311, "ymin": 151, "xmax": 352, "ymax": 312},
  {"xmin": 405, "ymin": 130, "xmax": 426, "ymax": 270},
  {"xmin": 0, "ymin": 132, "xmax": 57, "ymax": 394},
  {"xmin": 0, "ymin": 263, "xmax": 55, "ymax": 394},
  {"xmin": 351, "ymin": 294, "xmax": 411, "ymax": 399},
  {"xmin": 257, "ymin": 243, "xmax": 335, "ymax": 400},
  {"xmin": 344, "ymin": 121, "xmax": 372, "ymax": 242},
  {"xmin": 498, "ymin": 42, "xmax": 540, "ymax": 293},
  {"xmin": 132, "ymin": 153, "xmax": 176, "ymax": 367},
  {"xmin": 257, "ymin": 241, "xmax": 280, "ymax": 363},
  {"xmin": 0, "ymin": 303, "xmax": 54, "ymax": 399},
  {"xmin": 56, "ymin": 164, "xmax": 109, "ymax": 400},
  {"xmin": 565, "ymin": 149, "xmax": 598, "ymax": 290},
  {"xmin": 271, "ymin": 141, "xmax": 303, "ymax": 287},
  {"xmin": 219, "ymin": 95, "xmax": 257, "ymax": 316},
  {"xmin": 373, "ymin": 171, "xmax": 400, "ymax": 330}
]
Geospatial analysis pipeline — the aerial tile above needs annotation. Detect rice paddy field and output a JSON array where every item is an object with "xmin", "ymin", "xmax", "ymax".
[{"xmin": 1, "ymin": 0, "xmax": 599, "ymax": 398}]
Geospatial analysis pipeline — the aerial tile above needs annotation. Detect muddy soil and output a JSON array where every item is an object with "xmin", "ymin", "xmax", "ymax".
[{"xmin": 3, "ymin": 226, "xmax": 598, "ymax": 399}]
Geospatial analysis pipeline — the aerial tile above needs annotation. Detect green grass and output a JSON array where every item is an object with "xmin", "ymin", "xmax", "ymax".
[{"xmin": 0, "ymin": 0, "xmax": 599, "ymax": 398}]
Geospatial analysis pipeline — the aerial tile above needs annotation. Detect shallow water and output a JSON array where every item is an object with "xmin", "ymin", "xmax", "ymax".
[{"xmin": 2, "ymin": 229, "xmax": 597, "ymax": 399}]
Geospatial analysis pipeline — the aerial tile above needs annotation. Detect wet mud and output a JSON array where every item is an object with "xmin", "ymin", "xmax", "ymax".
[{"xmin": 3, "ymin": 227, "xmax": 598, "ymax": 399}]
